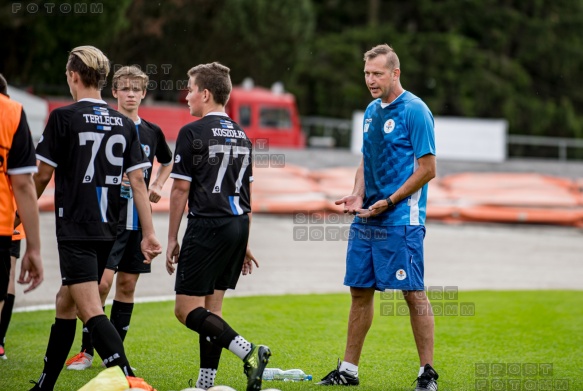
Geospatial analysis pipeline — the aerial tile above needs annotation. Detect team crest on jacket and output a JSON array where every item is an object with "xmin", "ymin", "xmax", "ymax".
[
  {"xmin": 141, "ymin": 144, "xmax": 151, "ymax": 157},
  {"xmin": 384, "ymin": 119, "xmax": 396, "ymax": 134}
]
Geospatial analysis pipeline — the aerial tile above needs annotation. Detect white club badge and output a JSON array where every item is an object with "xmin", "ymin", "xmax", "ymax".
[
  {"xmin": 384, "ymin": 119, "xmax": 396, "ymax": 134},
  {"xmin": 174, "ymin": 154, "xmax": 181, "ymax": 164},
  {"xmin": 396, "ymin": 269, "xmax": 407, "ymax": 280},
  {"xmin": 142, "ymin": 144, "xmax": 151, "ymax": 157}
]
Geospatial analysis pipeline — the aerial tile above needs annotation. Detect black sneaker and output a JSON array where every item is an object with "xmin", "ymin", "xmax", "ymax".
[
  {"xmin": 28, "ymin": 380, "xmax": 41, "ymax": 390},
  {"xmin": 243, "ymin": 344, "xmax": 271, "ymax": 391},
  {"xmin": 317, "ymin": 360, "xmax": 360, "ymax": 386},
  {"xmin": 413, "ymin": 364, "xmax": 439, "ymax": 391}
]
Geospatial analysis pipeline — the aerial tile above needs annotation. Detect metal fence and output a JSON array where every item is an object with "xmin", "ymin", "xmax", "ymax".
[{"xmin": 301, "ymin": 116, "xmax": 583, "ymax": 161}]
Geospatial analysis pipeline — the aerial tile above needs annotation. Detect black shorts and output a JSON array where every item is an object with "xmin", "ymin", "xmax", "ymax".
[
  {"xmin": 106, "ymin": 228, "xmax": 150, "ymax": 274},
  {"xmin": 0, "ymin": 236, "xmax": 11, "ymax": 299},
  {"xmin": 175, "ymin": 215, "xmax": 249, "ymax": 296},
  {"xmin": 10, "ymin": 240, "xmax": 21, "ymax": 259},
  {"xmin": 58, "ymin": 240, "xmax": 115, "ymax": 286}
]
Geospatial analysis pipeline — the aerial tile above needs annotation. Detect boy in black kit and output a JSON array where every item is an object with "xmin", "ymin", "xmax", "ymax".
[
  {"xmin": 66, "ymin": 65, "xmax": 173, "ymax": 370},
  {"xmin": 166, "ymin": 62, "xmax": 269, "ymax": 391},
  {"xmin": 30, "ymin": 46, "xmax": 161, "ymax": 390}
]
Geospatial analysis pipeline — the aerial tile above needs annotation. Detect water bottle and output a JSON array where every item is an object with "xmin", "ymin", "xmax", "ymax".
[
  {"xmin": 120, "ymin": 180, "xmax": 133, "ymax": 199},
  {"xmin": 262, "ymin": 368, "xmax": 312, "ymax": 382}
]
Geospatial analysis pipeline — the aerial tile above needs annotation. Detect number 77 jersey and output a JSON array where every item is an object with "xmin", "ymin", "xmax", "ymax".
[
  {"xmin": 36, "ymin": 99, "xmax": 150, "ymax": 241},
  {"xmin": 170, "ymin": 113, "xmax": 253, "ymax": 217}
]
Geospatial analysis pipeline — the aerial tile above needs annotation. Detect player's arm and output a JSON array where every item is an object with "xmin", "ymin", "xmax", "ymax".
[
  {"xmin": 242, "ymin": 181, "xmax": 259, "ymax": 275},
  {"xmin": 148, "ymin": 162, "xmax": 173, "ymax": 203},
  {"xmin": 128, "ymin": 169, "xmax": 161, "ymax": 263},
  {"xmin": 335, "ymin": 158, "xmax": 365, "ymax": 214},
  {"xmin": 166, "ymin": 178, "xmax": 189, "ymax": 275},
  {"xmin": 11, "ymin": 173, "xmax": 43, "ymax": 293},
  {"xmin": 360, "ymin": 154, "xmax": 435, "ymax": 218},
  {"xmin": 33, "ymin": 161, "xmax": 55, "ymax": 198}
]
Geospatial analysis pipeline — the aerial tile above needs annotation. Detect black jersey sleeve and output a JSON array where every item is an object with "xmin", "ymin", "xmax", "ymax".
[
  {"xmin": 123, "ymin": 117, "xmax": 151, "ymax": 173},
  {"xmin": 7, "ymin": 109, "xmax": 37, "ymax": 175},
  {"xmin": 36, "ymin": 108, "xmax": 68, "ymax": 167},
  {"xmin": 170, "ymin": 124, "xmax": 195, "ymax": 182},
  {"xmin": 154, "ymin": 125, "xmax": 173, "ymax": 165}
]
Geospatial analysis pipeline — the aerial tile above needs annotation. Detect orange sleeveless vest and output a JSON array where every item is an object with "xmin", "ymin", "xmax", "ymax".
[{"xmin": 0, "ymin": 95, "xmax": 25, "ymax": 236}]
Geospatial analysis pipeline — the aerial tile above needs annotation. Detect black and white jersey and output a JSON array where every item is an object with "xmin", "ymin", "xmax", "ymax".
[
  {"xmin": 121, "ymin": 117, "xmax": 173, "ymax": 230},
  {"xmin": 170, "ymin": 113, "xmax": 253, "ymax": 217},
  {"xmin": 36, "ymin": 99, "xmax": 150, "ymax": 241}
]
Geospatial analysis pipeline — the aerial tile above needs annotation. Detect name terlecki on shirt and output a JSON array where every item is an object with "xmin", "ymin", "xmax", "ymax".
[
  {"xmin": 36, "ymin": 99, "xmax": 150, "ymax": 241},
  {"xmin": 170, "ymin": 113, "xmax": 253, "ymax": 218}
]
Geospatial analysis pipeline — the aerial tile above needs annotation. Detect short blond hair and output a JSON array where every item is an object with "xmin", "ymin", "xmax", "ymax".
[
  {"xmin": 67, "ymin": 45, "xmax": 110, "ymax": 89},
  {"xmin": 363, "ymin": 44, "xmax": 400, "ymax": 70},
  {"xmin": 112, "ymin": 66, "xmax": 149, "ymax": 91}
]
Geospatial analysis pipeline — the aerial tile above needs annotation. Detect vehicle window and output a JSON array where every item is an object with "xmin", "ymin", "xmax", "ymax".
[
  {"xmin": 239, "ymin": 105, "xmax": 251, "ymax": 127},
  {"xmin": 259, "ymin": 107, "xmax": 291, "ymax": 129}
]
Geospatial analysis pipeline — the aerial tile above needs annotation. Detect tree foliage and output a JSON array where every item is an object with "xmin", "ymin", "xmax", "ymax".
[
  {"xmin": 0, "ymin": 0, "xmax": 131, "ymax": 92},
  {"xmin": 1, "ymin": 0, "xmax": 583, "ymax": 137}
]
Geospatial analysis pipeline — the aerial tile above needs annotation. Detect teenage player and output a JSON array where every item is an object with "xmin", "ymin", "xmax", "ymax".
[
  {"xmin": 166, "ymin": 62, "xmax": 270, "ymax": 391},
  {"xmin": 29, "ymin": 46, "xmax": 160, "ymax": 391},
  {"xmin": 65, "ymin": 65, "xmax": 173, "ymax": 370}
]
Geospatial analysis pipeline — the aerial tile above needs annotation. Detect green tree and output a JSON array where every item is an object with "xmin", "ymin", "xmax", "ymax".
[
  {"xmin": 0, "ymin": 0, "xmax": 131, "ymax": 94},
  {"xmin": 295, "ymin": 0, "xmax": 583, "ymax": 139}
]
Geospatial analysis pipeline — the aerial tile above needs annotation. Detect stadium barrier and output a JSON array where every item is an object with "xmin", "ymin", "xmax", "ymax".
[{"xmin": 36, "ymin": 164, "xmax": 583, "ymax": 227}]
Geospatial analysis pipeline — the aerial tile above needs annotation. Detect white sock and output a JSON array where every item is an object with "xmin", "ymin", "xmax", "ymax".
[
  {"xmin": 418, "ymin": 366, "xmax": 425, "ymax": 377},
  {"xmin": 228, "ymin": 335, "xmax": 252, "ymax": 360},
  {"xmin": 339, "ymin": 361, "xmax": 359, "ymax": 376},
  {"xmin": 196, "ymin": 368, "xmax": 217, "ymax": 390}
]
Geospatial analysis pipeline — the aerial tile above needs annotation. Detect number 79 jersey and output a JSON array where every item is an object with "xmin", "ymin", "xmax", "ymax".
[
  {"xmin": 170, "ymin": 113, "xmax": 252, "ymax": 217},
  {"xmin": 36, "ymin": 99, "xmax": 150, "ymax": 241}
]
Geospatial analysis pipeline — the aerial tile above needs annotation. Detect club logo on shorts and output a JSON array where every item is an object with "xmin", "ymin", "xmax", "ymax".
[
  {"xmin": 396, "ymin": 269, "xmax": 407, "ymax": 280},
  {"xmin": 174, "ymin": 154, "xmax": 181, "ymax": 163},
  {"xmin": 384, "ymin": 119, "xmax": 396, "ymax": 134}
]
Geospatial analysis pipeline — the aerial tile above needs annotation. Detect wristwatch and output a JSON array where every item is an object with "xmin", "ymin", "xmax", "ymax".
[{"xmin": 385, "ymin": 196, "xmax": 396, "ymax": 209}]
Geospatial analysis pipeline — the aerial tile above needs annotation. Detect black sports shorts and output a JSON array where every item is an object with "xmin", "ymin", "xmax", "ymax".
[
  {"xmin": 10, "ymin": 239, "xmax": 21, "ymax": 259},
  {"xmin": 175, "ymin": 215, "xmax": 249, "ymax": 296},
  {"xmin": 106, "ymin": 227, "xmax": 149, "ymax": 274},
  {"xmin": 58, "ymin": 240, "xmax": 115, "ymax": 286}
]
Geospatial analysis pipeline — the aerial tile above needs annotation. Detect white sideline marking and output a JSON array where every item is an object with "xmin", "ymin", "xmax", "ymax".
[{"xmin": 14, "ymin": 295, "xmax": 176, "ymax": 313}]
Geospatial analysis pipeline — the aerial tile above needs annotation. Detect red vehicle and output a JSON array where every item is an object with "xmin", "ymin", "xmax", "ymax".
[
  {"xmin": 45, "ymin": 84, "xmax": 305, "ymax": 148},
  {"xmin": 225, "ymin": 85, "xmax": 305, "ymax": 148}
]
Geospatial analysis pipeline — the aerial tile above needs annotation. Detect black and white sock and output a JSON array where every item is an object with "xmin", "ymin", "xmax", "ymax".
[
  {"xmin": 228, "ymin": 335, "xmax": 252, "ymax": 360},
  {"xmin": 87, "ymin": 314, "xmax": 134, "ymax": 377},
  {"xmin": 110, "ymin": 300, "xmax": 134, "ymax": 342},
  {"xmin": 36, "ymin": 318, "xmax": 77, "ymax": 389},
  {"xmin": 196, "ymin": 368, "xmax": 217, "ymax": 390}
]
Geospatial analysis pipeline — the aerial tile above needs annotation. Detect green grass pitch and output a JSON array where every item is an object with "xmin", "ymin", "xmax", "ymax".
[{"xmin": 0, "ymin": 291, "xmax": 581, "ymax": 390}]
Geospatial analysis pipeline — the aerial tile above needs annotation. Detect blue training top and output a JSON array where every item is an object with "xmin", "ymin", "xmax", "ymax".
[{"xmin": 356, "ymin": 90, "xmax": 435, "ymax": 226}]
